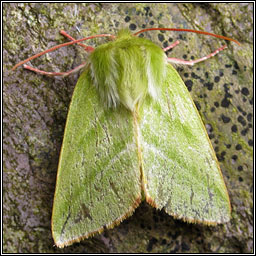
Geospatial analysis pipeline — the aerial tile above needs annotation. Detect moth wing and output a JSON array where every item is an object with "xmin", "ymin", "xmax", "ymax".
[
  {"xmin": 141, "ymin": 64, "xmax": 231, "ymax": 224},
  {"xmin": 52, "ymin": 70, "xmax": 141, "ymax": 247}
]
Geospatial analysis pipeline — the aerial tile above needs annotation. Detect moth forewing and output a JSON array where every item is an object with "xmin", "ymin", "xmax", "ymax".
[{"xmin": 140, "ymin": 64, "xmax": 231, "ymax": 224}]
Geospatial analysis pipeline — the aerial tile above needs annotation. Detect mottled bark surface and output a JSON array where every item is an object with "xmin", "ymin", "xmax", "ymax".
[{"xmin": 3, "ymin": 3, "xmax": 252, "ymax": 253}]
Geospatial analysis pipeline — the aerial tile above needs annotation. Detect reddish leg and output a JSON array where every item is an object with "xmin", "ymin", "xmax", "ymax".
[
  {"xmin": 163, "ymin": 40, "xmax": 180, "ymax": 52},
  {"xmin": 22, "ymin": 30, "xmax": 93, "ymax": 76},
  {"xmin": 23, "ymin": 62, "xmax": 87, "ymax": 77},
  {"xmin": 167, "ymin": 45, "xmax": 227, "ymax": 66}
]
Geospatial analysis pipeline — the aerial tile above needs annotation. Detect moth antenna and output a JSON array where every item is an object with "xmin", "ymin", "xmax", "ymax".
[
  {"xmin": 133, "ymin": 28, "xmax": 240, "ymax": 45},
  {"xmin": 60, "ymin": 30, "xmax": 94, "ymax": 52},
  {"xmin": 12, "ymin": 34, "xmax": 115, "ymax": 71}
]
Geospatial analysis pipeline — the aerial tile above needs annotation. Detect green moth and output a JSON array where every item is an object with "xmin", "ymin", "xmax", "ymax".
[{"xmin": 13, "ymin": 28, "xmax": 239, "ymax": 248}]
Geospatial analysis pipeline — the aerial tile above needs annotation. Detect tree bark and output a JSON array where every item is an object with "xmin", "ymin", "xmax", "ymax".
[{"xmin": 3, "ymin": 3, "xmax": 253, "ymax": 253}]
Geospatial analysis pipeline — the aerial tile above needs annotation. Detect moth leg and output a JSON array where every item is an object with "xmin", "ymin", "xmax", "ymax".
[
  {"xmin": 60, "ymin": 30, "xmax": 94, "ymax": 52},
  {"xmin": 163, "ymin": 40, "xmax": 180, "ymax": 52},
  {"xmin": 167, "ymin": 45, "xmax": 227, "ymax": 65},
  {"xmin": 23, "ymin": 62, "xmax": 87, "ymax": 77}
]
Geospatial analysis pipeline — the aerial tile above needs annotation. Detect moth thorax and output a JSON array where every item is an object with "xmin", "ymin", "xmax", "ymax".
[{"xmin": 89, "ymin": 36, "xmax": 167, "ymax": 111}]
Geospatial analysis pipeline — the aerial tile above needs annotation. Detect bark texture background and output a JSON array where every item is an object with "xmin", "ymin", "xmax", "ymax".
[{"xmin": 3, "ymin": 3, "xmax": 253, "ymax": 253}]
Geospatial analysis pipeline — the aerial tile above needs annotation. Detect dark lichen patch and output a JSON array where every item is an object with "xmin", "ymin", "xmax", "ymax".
[
  {"xmin": 237, "ymin": 106, "xmax": 247, "ymax": 116},
  {"xmin": 214, "ymin": 102, "xmax": 219, "ymax": 107},
  {"xmin": 247, "ymin": 113, "xmax": 252, "ymax": 122},
  {"xmin": 124, "ymin": 16, "xmax": 131, "ymax": 22},
  {"xmin": 226, "ymin": 144, "xmax": 231, "ymax": 149},
  {"xmin": 178, "ymin": 34, "xmax": 186, "ymax": 41},
  {"xmin": 136, "ymin": 10, "xmax": 141, "ymax": 16},
  {"xmin": 238, "ymin": 165, "xmax": 243, "ymax": 171},
  {"xmin": 221, "ymin": 97, "xmax": 231, "ymax": 108},
  {"xmin": 129, "ymin": 23, "xmax": 137, "ymax": 30},
  {"xmin": 231, "ymin": 125, "xmax": 238, "ymax": 133},
  {"xmin": 217, "ymin": 153, "xmax": 224, "ymax": 162},
  {"xmin": 214, "ymin": 146, "xmax": 219, "ymax": 152},
  {"xmin": 204, "ymin": 82, "xmax": 214, "ymax": 90},
  {"xmin": 241, "ymin": 87, "xmax": 249, "ymax": 96},
  {"xmin": 232, "ymin": 155, "xmax": 238, "ymax": 161},
  {"xmin": 225, "ymin": 64, "xmax": 232, "ymax": 68},
  {"xmin": 158, "ymin": 33, "xmax": 164, "ymax": 42},
  {"xmin": 234, "ymin": 61, "xmax": 240, "ymax": 70},
  {"xmin": 163, "ymin": 41, "xmax": 169, "ymax": 48},
  {"xmin": 209, "ymin": 134, "xmax": 215, "ymax": 140},
  {"xmin": 144, "ymin": 6, "xmax": 150, "ymax": 15},
  {"xmin": 191, "ymin": 72, "xmax": 200, "ymax": 80},
  {"xmin": 221, "ymin": 114, "xmax": 231, "ymax": 123},
  {"xmin": 237, "ymin": 115, "xmax": 247, "ymax": 126},
  {"xmin": 238, "ymin": 177, "xmax": 243, "ymax": 182},
  {"xmin": 220, "ymin": 151, "xmax": 226, "ymax": 159},
  {"xmin": 235, "ymin": 144, "xmax": 243, "ymax": 150},
  {"xmin": 184, "ymin": 80, "xmax": 193, "ymax": 91},
  {"xmin": 241, "ymin": 128, "xmax": 249, "ymax": 136},
  {"xmin": 214, "ymin": 76, "xmax": 220, "ymax": 83}
]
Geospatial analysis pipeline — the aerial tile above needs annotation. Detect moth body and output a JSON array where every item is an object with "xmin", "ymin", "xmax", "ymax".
[{"xmin": 88, "ymin": 29, "xmax": 166, "ymax": 111}]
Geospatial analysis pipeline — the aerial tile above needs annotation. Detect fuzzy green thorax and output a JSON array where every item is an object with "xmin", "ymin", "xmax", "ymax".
[{"xmin": 88, "ymin": 29, "xmax": 167, "ymax": 111}]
